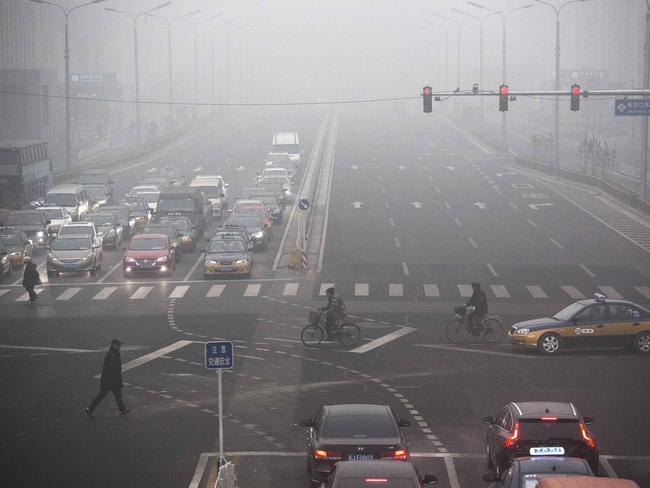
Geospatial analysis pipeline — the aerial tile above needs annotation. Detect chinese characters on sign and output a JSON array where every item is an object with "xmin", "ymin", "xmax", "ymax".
[
  {"xmin": 204, "ymin": 341, "xmax": 234, "ymax": 370},
  {"xmin": 615, "ymin": 99, "xmax": 650, "ymax": 116}
]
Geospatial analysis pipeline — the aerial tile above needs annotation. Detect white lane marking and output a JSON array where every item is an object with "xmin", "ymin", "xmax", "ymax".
[
  {"xmin": 146, "ymin": 167, "xmax": 158, "ymax": 173},
  {"xmin": 15, "ymin": 289, "xmax": 44, "ymax": 302},
  {"xmin": 394, "ymin": 237, "xmax": 401, "ymax": 248},
  {"xmin": 635, "ymin": 286, "xmax": 650, "ymax": 299},
  {"xmin": 192, "ymin": 166, "xmax": 203, "ymax": 172},
  {"xmin": 384, "ymin": 201, "xmax": 390, "ymax": 209},
  {"xmin": 458, "ymin": 284, "xmax": 473, "ymax": 298},
  {"xmin": 550, "ymin": 238, "xmax": 564, "ymax": 249},
  {"xmin": 98, "ymin": 260, "xmax": 123, "ymax": 283},
  {"xmin": 206, "ymin": 285, "xmax": 226, "ymax": 297},
  {"xmin": 509, "ymin": 202, "xmax": 518, "ymax": 210},
  {"xmin": 188, "ymin": 453, "xmax": 210, "ymax": 488},
  {"xmin": 491, "ymin": 285, "xmax": 510, "ymax": 298},
  {"xmin": 388, "ymin": 217, "xmax": 395, "ymax": 226},
  {"xmin": 55, "ymin": 287, "xmax": 82, "ymax": 301},
  {"xmin": 579, "ymin": 264, "xmax": 596, "ymax": 278},
  {"xmin": 526, "ymin": 218, "xmax": 538, "ymax": 228},
  {"xmin": 389, "ymin": 284, "xmax": 404, "ymax": 297},
  {"xmin": 184, "ymin": 253, "xmax": 205, "ymax": 281},
  {"xmin": 454, "ymin": 218, "xmax": 462, "ymax": 227},
  {"xmin": 526, "ymin": 285, "xmax": 548, "ymax": 299},
  {"xmin": 415, "ymin": 344, "xmax": 538, "ymax": 359},
  {"xmin": 237, "ymin": 354, "xmax": 265, "ymax": 361},
  {"xmin": 0, "ymin": 289, "xmax": 11, "ymax": 298},
  {"xmin": 319, "ymin": 283, "xmax": 334, "ymax": 296},
  {"xmin": 598, "ymin": 286, "xmax": 623, "ymax": 300},
  {"xmin": 468, "ymin": 238, "xmax": 478, "ymax": 249},
  {"xmin": 0, "ymin": 344, "xmax": 96, "ymax": 353},
  {"xmin": 486, "ymin": 263, "xmax": 498, "ymax": 277},
  {"xmin": 244, "ymin": 284, "xmax": 261, "ymax": 297},
  {"xmin": 434, "ymin": 185, "xmax": 441, "ymax": 194},
  {"xmin": 130, "ymin": 286, "xmax": 153, "ymax": 300},
  {"xmin": 493, "ymin": 186, "xmax": 502, "ymax": 194},
  {"xmin": 169, "ymin": 285, "xmax": 189, "ymax": 299},
  {"xmin": 600, "ymin": 458, "xmax": 618, "ymax": 479},
  {"xmin": 561, "ymin": 286, "xmax": 585, "ymax": 299},
  {"xmin": 350, "ymin": 326, "xmax": 416, "ymax": 354},
  {"xmin": 444, "ymin": 456, "xmax": 461, "ymax": 488},
  {"xmin": 401, "ymin": 262, "xmax": 410, "ymax": 276},
  {"xmin": 93, "ymin": 287, "xmax": 118, "ymax": 300},
  {"xmin": 282, "ymin": 283, "xmax": 299, "ymax": 296},
  {"xmin": 355, "ymin": 283, "xmax": 369, "ymax": 296},
  {"xmin": 117, "ymin": 340, "xmax": 194, "ymax": 374},
  {"xmin": 423, "ymin": 284, "xmax": 440, "ymax": 297},
  {"xmin": 443, "ymin": 201, "xmax": 451, "ymax": 209}
]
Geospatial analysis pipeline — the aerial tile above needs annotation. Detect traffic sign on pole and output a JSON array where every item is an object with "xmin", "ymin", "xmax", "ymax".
[
  {"xmin": 298, "ymin": 199, "xmax": 310, "ymax": 211},
  {"xmin": 205, "ymin": 341, "xmax": 233, "ymax": 369},
  {"xmin": 615, "ymin": 99, "xmax": 650, "ymax": 116}
]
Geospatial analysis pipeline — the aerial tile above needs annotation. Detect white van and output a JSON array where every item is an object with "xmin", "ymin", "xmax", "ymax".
[
  {"xmin": 43, "ymin": 184, "xmax": 91, "ymax": 221},
  {"xmin": 270, "ymin": 132, "xmax": 301, "ymax": 165}
]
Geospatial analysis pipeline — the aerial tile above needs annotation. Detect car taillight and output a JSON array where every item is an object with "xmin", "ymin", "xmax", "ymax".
[
  {"xmin": 379, "ymin": 449, "xmax": 409, "ymax": 460},
  {"xmin": 504, "ymin": 421, "xmax": 519, "ymax": 448},
  {"xmin": 313, "ymin": 449, "xmax": 342, "ymax": 460},
  {"xmin": 365, "ymin": 479, "xmax": 388, "ymax": 484},
  {"xmin": 580, "ymin": 422, "xmax": 596, "ymax": 448},
  {"xmin": 541, "ymin": 416, "xmax": 557, "ymax": 421}
]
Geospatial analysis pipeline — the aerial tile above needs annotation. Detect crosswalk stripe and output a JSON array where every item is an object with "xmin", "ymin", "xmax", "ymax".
[
  {"xmin": 206, "ymin": 285, "xmax": 225, "ymax": 297},
  {"xmin": 169, "ymin": 285, "xmax": 189, "ymax": 299},
  {"xmin": 55, "ymin": 287, "xmax": 81, "ymax": 301},
  {"xmin": 282, "ymin": 283, "xmax": 299, "ymax": 296},
  {"xmin": 319, "ymin": 283, "xmax": 335, "ymax": 296},
  {"xmin": 355, "ymin": 283, "xmax": 369, "ymax": 296},
  {"xmin": 423, "ymin": 284, "xmax": 439, "ymax": 297},
  {"xmin": 244, "ymin": 284, "xmax": 261, "ymax": 297},
  {"xmin": 526, "ymin": 285, "xmax": 548, "ymax": 299},
  {"xmin": 389, "ymin": 283, "xmax": 403, "ymax": 297},
  {"xmin": 130, "ymin": 286, "xmax": 153, "ymax": 300},
  {"xmin": 635, "ymin": 286, "xmax": 650, "ymax": 299},
  {"xmin": 561, "ymin": 286, "xmax": 585, "ymax": 299},
  {"xmin": 490, "ymin": 285, "xmax": 510, "ymax": 298},
  {"xmin": 458, "ymin": 285, "xmax": 473, "ymax": 298},
  {"xmin": 16, "ymin": 289, "xmax": 44, "ymax": 302},
  {"xmin": 93, "ymin": 287, "xmax": 117, "ymax": 300},
  {"xmin": 598, "ymin": 286, "xmax": 623, "ymax": 300},
  {"xmin": 0, "ymin": 289, "xmax": 11, "ymax": 298}
]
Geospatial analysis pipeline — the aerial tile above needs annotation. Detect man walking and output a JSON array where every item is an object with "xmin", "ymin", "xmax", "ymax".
[
  {"xmin": 85, "ymin": 339, "xmax": 130, "ymax": 418},
  {"xmin": 22, "ymin": 256, "xmax": 40, "ymax": 303}
]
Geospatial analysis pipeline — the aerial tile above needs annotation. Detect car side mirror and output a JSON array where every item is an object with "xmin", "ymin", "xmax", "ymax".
[
  {"xmin": 298, "ymin": 419, "xmax": 313, "ymax": 428},
  {"xmin": 583, "ymin": 416, "xmax": 594, "ymax": 425},
  {"xmin": 482, "ymin": 416, "xmax": 494, "ymax": 425},
  {"xmin": 422, "ymin": 474, "xmax": 438, "ymax": 485},
  {"xmin": 482, "ymin": 473, "xmax": 498, "ymax": 483},
  {"xmin": 397, "ymin": 419, "xmax": 411, "ymax": 427}
]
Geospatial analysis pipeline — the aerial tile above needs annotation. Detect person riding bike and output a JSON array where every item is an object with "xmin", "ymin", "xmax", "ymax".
[
  {"xmin": 466, "ymin": 282, "xmax": 488, "ymax": 336},
  {"xmin": 319, "ymin": 287, "xmax": 347, "ymax": 339}
]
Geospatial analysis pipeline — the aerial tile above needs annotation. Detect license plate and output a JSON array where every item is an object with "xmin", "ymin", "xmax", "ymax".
[
  {"xmin": 220, "ymin": 267, "xmax": 233, "ymax": 272},
  {"xmin": 141, "ymin": 262, "xmax": 152, "ymax": 268},
  {"xmin": 64, "ymin": 263, "xmax": 77, "ymax": 268},
  {"xmin": 530, "ymin": 447, "xmax": 565, "ymax": 456},
  {"xmin": 348, "ymin": 454, "xmax": 374, "ymax": 461}
]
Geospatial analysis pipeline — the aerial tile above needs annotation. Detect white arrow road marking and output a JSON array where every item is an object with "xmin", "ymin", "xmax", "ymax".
[
  {"xmin": 521, "ymin": 193, "xmax": 549, "ymax": 199},
  {"xmin": 349, "ymin": 326, "xmax": 416, "ymax": 354},
  {"xmin": 350, "ymin": 165, "xmax": 359, "ymax": 170},
  {"xmin": 351, "ymin": 201, "xmax": 364, "ymax": 209},
  {"xmin": 235, "ymin": 166, "xmax": 245, "ymax": 171},
  {"xmin": 192, "ymin": 166, "xmax": 203, "ymax": 172},
  {"xmin": 105, "ymin": 340, "xmax": 195, "ymax": 375},
  {"xmin": 146, "ymin": 167, "xmax": 158, "ymax": 173},
  {"xmin": 473, "ymin": 202, "xmax": 487, "ymax": 210},
  {"xmin": 397, "ymin": 165, "xmax": 406, "ymax": 170},
  {"xmin": 410, "ymin": 202, "xmax": 422, "ymax": 209},
  {"xmin": 446, "ymin": 166, "xmax": 455, "ymax": 171},
  {"xmin": 496, "ymin": 172, "xmax": 517, "ymax": 177},
  {"xmin": 528, "ymin": 203, "xmax": 555, "ymax": 210},
  {"xmin": 0, "ymin": 344, "xmax": 98, "ymax": 353},
  {"xmin": 414, "ymin": 344, "xmax": 538, "ymax": 360}
]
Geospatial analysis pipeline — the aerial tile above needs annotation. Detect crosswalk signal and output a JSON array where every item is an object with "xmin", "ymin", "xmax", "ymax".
[
  {"xmin": 499, "ymin": 84, "xmax": 509, "ymax": 112},
  {"xmin": 570, "ymin": 84, "xmax": 581, "ymax": 111},
  {"xmin": 423, "ymin": 86, "xmax": 432, "ymax": 113}
]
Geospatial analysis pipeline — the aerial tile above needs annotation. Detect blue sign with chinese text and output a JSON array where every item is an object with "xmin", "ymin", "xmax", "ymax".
[
  {"xmin": 615, "ymin": 99, "xmax": 650, "ymax": 116},
  {"xmin": 298, "ymin": 199, "xmax": 310, "ymax": 211},
  {"xmin": 204, "ymin": 341, "xmax": 233, "ymax": 370}
]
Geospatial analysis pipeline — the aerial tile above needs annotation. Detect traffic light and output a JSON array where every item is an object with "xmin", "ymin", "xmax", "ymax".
[
  {"xmin": 499, "ymin": 84, "xmax": 509, "ymax": 111},
  {"xmin": 570, "ymin": 84, "xmax": 580, "ymax": 111},
  {"xmin": 423, "ymin": 86, "xmax": 432, "ymax": 113}
]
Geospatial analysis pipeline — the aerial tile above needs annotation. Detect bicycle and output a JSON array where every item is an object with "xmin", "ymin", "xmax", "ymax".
[
  {"xmin": 445, "ymin": 305, "xmax": 503, "ymax": 344},
  {"xmin": 301, "ymin": 310, "xmax": 361, "ymax": 348}
]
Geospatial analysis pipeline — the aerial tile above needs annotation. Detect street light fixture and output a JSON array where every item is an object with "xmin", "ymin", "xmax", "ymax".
[
  {"xmin": 105, "ymin": 1, "xmax": 173, "ymax": 149},
  {"xmin": 29, "ymin": 0, "xmax": 106, "ymax": 171}
]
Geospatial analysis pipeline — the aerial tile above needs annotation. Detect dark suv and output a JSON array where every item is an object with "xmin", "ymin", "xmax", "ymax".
[{"xmin": 484, "ymin": 402, "xmax": 598, "ymax": 476}]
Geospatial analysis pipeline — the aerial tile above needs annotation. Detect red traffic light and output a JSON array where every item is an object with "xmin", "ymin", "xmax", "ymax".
[
  {"xmin": 500, "ymin": 85, "xmax": 509, "ymax": 95},
  {"xmin": 570, "ymin": 84, "xmax": 580, "ymax": 111},
  {"xmin": 571, "ymin": 85, "xmax": 580, "ymax": 95},
  {"xmin": 423, "ymin": 87, "xmax": 432, "ymax": 96}
]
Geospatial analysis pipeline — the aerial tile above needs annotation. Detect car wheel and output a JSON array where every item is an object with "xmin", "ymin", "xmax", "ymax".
[
  {"xmin": 633, "ymin": 332, "xmax": 650, "ymax": 354},
  {"xmin": 538, "ymin": 332, "xmax": 561, "ymax": 354}
]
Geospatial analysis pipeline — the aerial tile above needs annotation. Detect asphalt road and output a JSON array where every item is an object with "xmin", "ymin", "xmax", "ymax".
[{"xmin": 1, "ymin": 104, "xmax": 649, "ymax": 488}]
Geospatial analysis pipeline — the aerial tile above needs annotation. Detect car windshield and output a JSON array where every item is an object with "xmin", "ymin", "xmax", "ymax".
[
  {"xmin": 129, "ymin": 238, "xmax": 166, "ymax": 250},
  {"xmin": 44, "ymin": 194, "xmax": 76, "ymax": 207},
  {"xmin": 158, "ymin": 199, "xmax": 195, "ymax": 212},
  {"xmin": 272, "ymin": 144, "xmax": 299, "ymax": 154},
  {"xmin": 164, "ymin": 167, "xmax": 180, "ymax": 176},
  {"xmin": 192, "ymin": 185, "xmax": 220, "ymax": 197},
  {"xmin": 7, "ymin": 213, "xmax": 42, "ymax": 225},
  {"xmin": 321, "ymin": 415, "xmax": 398, "ymax": 438},
  {"xmin": 552, "ymin": 303, "xmax": 586, "ymax": 321},
  {"xmin": 84, "ymin": 215, "xmax": 113, "ymax": 226},
  {"xmin": 85, "ymin": 186, "xmax": 107, "ymax": 197},
  {"xmin": 143, "ymin": 226, "xmax": 176, "ymax": 237},
  {"xmin": 40, "ymin": 209, "xmax": 64, "ymax": 219},
  {"xmin": 519, "ymin": 419, "xmax": 580, "ymax": 439},
  {"xmin": 0, "ymin": 234, "xmax": 21, "ymax": 246},
  {"xmin": 226, "ymin": 216, "xmax": 261, "ymax": 228},
  {"xmin": 207, "ymin": 240, "xmax": 245, "ymax": 253},
  {"xmin": 59, "ymin": 226, "xmax": 92, "ymax": 236},
  {"xmin": 160, "ymin": 219, "xmax": 189, "ymax": 230},
  {"xmin": 52, "ymin": 237, "xmax": 91, "ymax": 251},
  {"xmin": 136, "ymin": 193, "xmax": 159, "ymax": 204}
]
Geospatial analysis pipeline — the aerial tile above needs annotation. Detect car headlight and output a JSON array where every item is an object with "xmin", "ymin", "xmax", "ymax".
[
  {"xmin": 10, "ymin": 251, "xmax": 21, "ymax": 257},
  {"xmin": 181, "ymin": 235, "xmax": 191, "ymax": 241},
  {"xmin": 81, "ymin": 254, "xmax": 93, "ymax": 262},
  {"xmin": 234, "ymin": 259, "xmax": 249, "ymax": 265},
  {"xmin": 205, "ymin": 259, "xmax": 218, "ymax": 265},
  {"xmin": 252, "ymin": 231, "xmax": 264, "ymax": 239},
  {"xmin": 124, "ymin": 256, "xmax": 136, "ymax": 264},
  {"xmin": 516, "ymin": 328, "xmax": 530, "ymax": 335},
  {"xmin": 36, "ymin": 231, "xmax": 45, "ymax": 238},
  {"xmin": 156, "ymin": 256, "xmax": 168, "ymax": 263},
  {"xmin": 48, "ymin": 253, "xmax": 59, "ymax": 262}
]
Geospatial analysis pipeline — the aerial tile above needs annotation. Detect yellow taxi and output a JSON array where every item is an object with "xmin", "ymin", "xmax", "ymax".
[
  {"xmin": 509, "ymin": 294, "xmax": 650, "ymax": 354},
  {"xmin": 202, "ymin": 236, "xmax": 252, "ymax": 279},
  {"xmin": 0, "ymin": 228, "xmax": 33, "ymax": 268}
]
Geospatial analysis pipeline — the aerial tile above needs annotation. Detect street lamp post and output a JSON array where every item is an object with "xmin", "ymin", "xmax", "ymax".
[
  {"xmin": 641, "ymin": 0, "xmax": 650, "ymax": 201},
  {"xmin": 105, "ymin": 2, "xmax": 172, "ymax": 150},
  {"xmin": 535, "ymin": 0, "xmax": 590, "ymax": 172},
  {"xmin": 185, "ymin": 14, "xmax": 221, "ymax": 117},
  {"xmin": 29, "ymin": 0, "xmax": 106, "ymax": 171}
]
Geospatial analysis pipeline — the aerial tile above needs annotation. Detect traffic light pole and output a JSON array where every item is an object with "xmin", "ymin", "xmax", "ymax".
[
  {"xmin": 553, "ymin": 17, "xmax": 560, "ymax": 173},
  {"xmin": 641, "ymin": 1, "xmax": 650, "ymax": 201},
  {"xmin": 501, "ymin": 14, "xmax": 507, "ymax": 150}
]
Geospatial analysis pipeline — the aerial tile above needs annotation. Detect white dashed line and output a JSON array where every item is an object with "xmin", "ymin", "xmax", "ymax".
[
  {"xmin": 579, "ymin": 264, "xmax": 596, "ymax": 278},
  {"xmin": 401, "ymin": 262, "xmax": 410, "ymax": 276},
  {"xmin": 486, "ymin": 263, "xmax": 498, "ymax": 277},
  {"xmin": 468, "ymin": 238, "xmax": 478, "ymax": 249},
  {"xmin": 549, "ymin": 238, "xmax": 564, "ymax": 249}
]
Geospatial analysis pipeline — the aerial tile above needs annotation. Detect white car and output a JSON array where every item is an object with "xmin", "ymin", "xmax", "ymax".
[
  {"xmin": 38, "ymin": 207, "xmax": 72, "ymax": 235},
  {"xmin": 190, "ymin": 175, "xmax": 229, "ymax": 218},
  {"xmin": 256, "ymin": 176, "xmax": 294, "ymax": 203}
]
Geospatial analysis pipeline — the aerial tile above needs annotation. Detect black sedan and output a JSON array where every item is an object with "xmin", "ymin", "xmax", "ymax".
[
  {"xmin": 322, "ymin": 461, "xmax": 437, "ymax": 488},
  {"xmin": 482, "ymin": 456, "xmax": 594, "ymax": 487},
  {"xmin": 300, "ymin": 404, "xmax": 412, "ymax": 486}
]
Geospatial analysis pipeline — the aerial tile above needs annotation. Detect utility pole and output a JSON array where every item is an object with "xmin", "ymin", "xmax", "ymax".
[{"xmin": 642, "ymin": 0, "xmax": 650, "ymax": 201}]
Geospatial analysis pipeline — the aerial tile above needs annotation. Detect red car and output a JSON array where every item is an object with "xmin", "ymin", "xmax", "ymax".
[{"xmin": 123, "ymin": 233, "xmax": 176, "ymax": 277}]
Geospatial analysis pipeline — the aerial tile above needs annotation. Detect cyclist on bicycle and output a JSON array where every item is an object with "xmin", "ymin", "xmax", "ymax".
[
  {"xmin": 466, "ymin": 282, "xmax": 488, "ymax": 335},
  {"xmin": 320, "ymin": 287, "xmax": 347, "ymax": 339}
]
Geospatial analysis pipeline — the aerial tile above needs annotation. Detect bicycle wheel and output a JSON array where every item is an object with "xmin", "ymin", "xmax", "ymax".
[
  {"xmin": 338, "ymin": 322, "xmax": 361, "ymax": 347},
  {"xmin": 481, "ymin": 317, "xmax": 503, "ymax": 343},
  {"xmin": 445, "ymin": 318, "xmax": 469, "ymax": 344},
  {"xmin": 301, "ymin": 324, "xmax": 324, "ymax": 347}
]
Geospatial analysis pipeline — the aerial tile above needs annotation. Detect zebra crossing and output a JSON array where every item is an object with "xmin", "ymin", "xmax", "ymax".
[{"xmin": 1, "ymin": 281, "xmax": 649, "ymax": 304}]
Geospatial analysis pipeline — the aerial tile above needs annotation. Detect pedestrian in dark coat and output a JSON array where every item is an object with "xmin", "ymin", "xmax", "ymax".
[
  {"xmin": 22, "ymin": 256, "xmax": 40, "ymax": 303},
  {"xmin": 85, "ymin": 339, "xmax": 130, "ymax": 417}
]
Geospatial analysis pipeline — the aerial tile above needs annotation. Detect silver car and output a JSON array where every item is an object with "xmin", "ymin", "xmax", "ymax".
[
  {"xmin": 82, "ymin": 213, "xmax": 122, "ymax": 249},
  {"xmin": 47, "ymin": 234, "xmax": 103, "ymax": 277},
  {"xmin": 39, "ymin": 207, "xmax": 72, "ymax": 235}
]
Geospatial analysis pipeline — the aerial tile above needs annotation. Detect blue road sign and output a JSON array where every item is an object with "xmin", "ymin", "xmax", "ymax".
[
  {"xmin": 615, "ymin": 99, "xmax": 650, "ymax": 116},
  {"xmin": 205, "ymin": 341, "xmax": 233, "ymax": 370},
  {"xmin": 298, "ymin": 199, "xmax": 311, "ymax": 211}
]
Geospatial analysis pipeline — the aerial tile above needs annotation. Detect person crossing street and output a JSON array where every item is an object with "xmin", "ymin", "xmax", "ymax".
[
  {"xmin": 85, "ymin": 339, "xmax": 130, "ymax": 418},
  {"xmin": 22, "ymin": 256, "xmax": 40, "ymax": 303}
]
